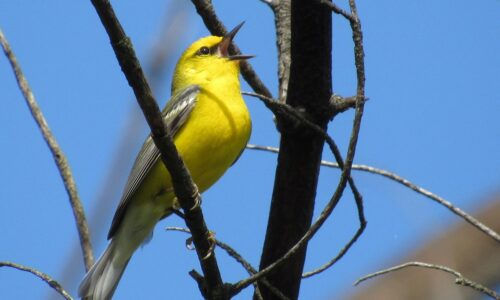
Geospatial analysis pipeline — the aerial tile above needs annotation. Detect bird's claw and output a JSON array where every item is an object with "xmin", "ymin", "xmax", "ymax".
[
  {"xmin": 185, "ymin": 236, "xmax": 195, "ymax": 250},
  {"xmin": 202, "ymin": 231, "xmax": 216, "ymax": 260},
  {"xmin": 188, "ymin": 189, "xmax": 202, "ymax": 212},
  {"xmin": 185, "ymin": 231, "xmax": 216, "ymax": 260}
]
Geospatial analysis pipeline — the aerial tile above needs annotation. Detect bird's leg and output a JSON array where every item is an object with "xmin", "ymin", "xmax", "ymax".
[
  {"xmin": 161, "ymin": 199, "xmax": 184, "ymax": 220},
  {"xmin": 184, "ymin": 230, "xmax": 216, "ymax": 260},
  {"xmin": 171, "ymin": 208, "xmax": 185, "ymax": 219}
]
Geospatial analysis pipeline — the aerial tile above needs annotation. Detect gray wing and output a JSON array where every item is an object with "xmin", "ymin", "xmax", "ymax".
[{"xmin": 107, "ymin": 85, "xmax": 200, "ymax": 239}]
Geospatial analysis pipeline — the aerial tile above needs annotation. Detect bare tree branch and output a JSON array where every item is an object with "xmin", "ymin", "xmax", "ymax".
[
  {"xmin": 348, "ymin": 198, "xmax": 500, "ymax": 300},
  {"xmin": 273, "ymin": 1, "xmax": 291, "ymax": 103},
  {"xmin": 244, "ymin": 91, "xmax": 366, "ymax": 210},
  {"xmin": 190, "ymin": 0, "xmax": 273, "ymax": 98},
  {"xmin": 89, "ymin": 0, "xmax": 226, "ymax": 297},
  {"xmin": 242, "ymin": 92, "xmax": 365, "ymax": 210},
  {"xmin": 166, "ymin": 227, "xmax": 290, "ymax": 300},
  {"xmin": 318, "ymin": 0, "xmax": 355, "ymax": 22},
  {"xmin": 243, "ymin": 91, "xmax": 367, "ymax": 279},
  {"xmin": 329, "ymin": 94, "xmax": 358, "ymax": 117},
  {"xmin": 353, "ymin": 166, "xmax": 500, "ymax": 243},
  {"xmin": 303, "ymin": 225, "xmax": 364, "ymax": 278},
  {"xmin": 230, "ymin": 159, "xmax": 353, "ymax": 296},
  {"xmin": 233, "ymin": 95, "xmax": 366, "ymax": 297},
  {"xmin": 0, "ymin": 261, "xmax": 73, "ymax": 300},
  {"xmin": 247, "ymin": 144, "xmax": 500, "ymax": 243},
  {"xmin": 0, "ymin": 29, "xmax": 94, "ymax": 271},
  {"xmin": 355, "ymin": 262, "xmax": 500, "ymax": 300},
  {"xmin": 347, "ymin": 0, "xmax": 367, "ymax": 172}
]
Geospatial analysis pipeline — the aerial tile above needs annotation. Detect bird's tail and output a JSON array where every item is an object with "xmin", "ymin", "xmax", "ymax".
[{"xmin": 78, "ymin": 240, "xmax": 130, "ymax": 300}]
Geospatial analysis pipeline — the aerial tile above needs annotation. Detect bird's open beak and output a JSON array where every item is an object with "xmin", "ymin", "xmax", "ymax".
[{"xmin": 218, "ymin": 22, "xmax": 255, "ymax": 61}]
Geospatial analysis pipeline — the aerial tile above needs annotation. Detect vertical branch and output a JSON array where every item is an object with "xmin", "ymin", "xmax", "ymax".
[
  {"xmin": 273, "ymin": 1, "xmax": 291, "ymax": 103},
  {"xmin": 0, "ymin": 29, "xmax": 94, "ymax": 271},
  {"xmin": 256, "ymin": 0, "xmax": 332, "ymax": 299},
  {"xmin": 349, "ymin": 0, "xmax": 366, "ymax": 107},
  {"xmin": 342, "ymin": 0, "xmax": 366, "ymax": 193}
]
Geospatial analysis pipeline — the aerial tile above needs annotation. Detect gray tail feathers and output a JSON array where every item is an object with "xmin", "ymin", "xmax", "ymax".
[{"xmin": 78, "ymin": 241, "xmax": 130, "ymax": 300}]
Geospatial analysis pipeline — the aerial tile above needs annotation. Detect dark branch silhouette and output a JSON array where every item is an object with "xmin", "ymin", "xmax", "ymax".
[{"xmin": 89, "ymin": 0, "xmax": 226, "ymax": 297}]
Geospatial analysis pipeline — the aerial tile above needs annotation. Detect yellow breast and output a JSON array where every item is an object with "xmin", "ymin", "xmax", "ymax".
[{"xmin": 173, "ymin": 79, "xmax": 251, "ymax": 192}]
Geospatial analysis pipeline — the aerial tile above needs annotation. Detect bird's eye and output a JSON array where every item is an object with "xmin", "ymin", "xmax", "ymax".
[{"xmin": 197, "ymin": 46, "xmax": 210, "ymax": 56}]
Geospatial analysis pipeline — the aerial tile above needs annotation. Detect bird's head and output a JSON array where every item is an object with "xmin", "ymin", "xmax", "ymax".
[{"xmin": 172, "ymin": 22, "xmax": 253, "ymax": 93}]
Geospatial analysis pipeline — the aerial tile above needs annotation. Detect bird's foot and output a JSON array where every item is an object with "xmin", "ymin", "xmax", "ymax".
[
  {"xmin": 188, "ymin": 188, "xmax": 202, "ymax": 212},
  {"xmin": 202, "ymin": 231, "xmax": 217, "ymax": 260}
]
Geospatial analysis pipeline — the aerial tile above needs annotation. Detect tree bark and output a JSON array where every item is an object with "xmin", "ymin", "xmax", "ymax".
[{"xmin": 256, "ymin": 0, "xmax": 332, "ymax": 299}]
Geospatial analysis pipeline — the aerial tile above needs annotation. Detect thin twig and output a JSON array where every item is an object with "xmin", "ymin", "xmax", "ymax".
[
  {"xmin": 346, "ymin": 0, "xmax": 366, "ymax": 201},
  {"xmin": 317, "ymin": 0, "xmax": 354, "ymax": 22},
  {"xmin": 190, "ymin": 0, "xmax": 273, "ymax": 98},
  {"xmin": 354, "ymin": 261, "xmax": 500, "ymax": 300},
  {"xmin": 247, "ymin": 144, "xmax": 500, "ymax": 244},
  {"xmin": 303, "ymin": 224, "xmax": 364, "ymax": 278},
  {"xmin": 0, "ymin": 29, "xmax": 94, "ymax": 271},
  {"xmin": 242, "ymin": 92, "xmax": 363, "ymax": 201},
  {"xmin": 273, "ymin": 0, "xmax": 291, "ymax": 103},
  {"xmin": 329, "ymin": 94, "xmax": 358, "ymax": 116},
  {"xmin": 243, "ymin": 92, "xmax": 368, "ymax": 277},
  {"xmin": 0, "ymin": 261, "xmax": 73, "ymax": 300},
  {"xmin": 243, "ymin": 90, "xmax": 367, "ymax": 280},
  {"xmin": 230, "ymin": 155, "xmax": 352, "ymax": 295},
  {"xmin": 354, "ymin": 165, "xmax": 500, "ymax": 242},
  {"xmin": 89, "ymin": 0, "xmax": 225, "ymax": 297},
  {"xmin": 166, "ymin": 227, "xmax": 290, "ymax": 300},
  {"xmin": 247, "ymin": 140, "xmax": 366, "ymax": 278},
  {"xmin": 348, "ymin": 0, "xmax": 366, "ymax": 111}
]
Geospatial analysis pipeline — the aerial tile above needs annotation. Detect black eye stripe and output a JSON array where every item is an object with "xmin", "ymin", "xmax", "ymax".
[{"xmin": 197, "ymin": 46, "xmax": 210, "ymax": 56}]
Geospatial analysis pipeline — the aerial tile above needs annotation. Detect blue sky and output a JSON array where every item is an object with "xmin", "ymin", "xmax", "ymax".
[{"xmin": 0, "ymin": 0, "xmax": 499, "ymax": 299}]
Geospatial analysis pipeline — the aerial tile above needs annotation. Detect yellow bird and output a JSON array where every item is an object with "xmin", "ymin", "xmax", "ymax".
[{"xmin": 79, "ymin": 23, "xmax": 252, "ymax": 300}]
